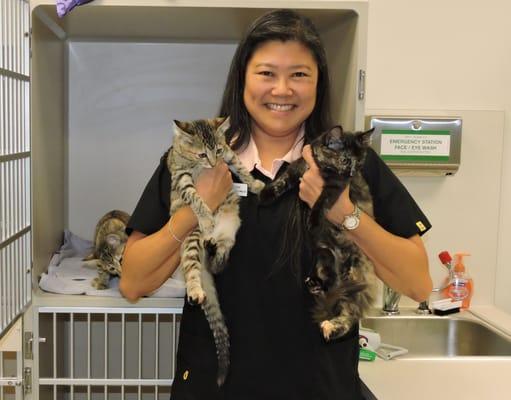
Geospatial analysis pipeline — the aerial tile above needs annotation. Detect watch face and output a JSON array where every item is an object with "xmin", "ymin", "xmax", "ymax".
[{"xmin": 343, "ymin": 215, "xmax": 359, "ymax": 230}]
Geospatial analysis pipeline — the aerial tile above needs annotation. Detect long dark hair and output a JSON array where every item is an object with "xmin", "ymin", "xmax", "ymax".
[
  {"xmin": 219, "ymin": 9, "xmax": 334, "ymax": 283},
  {"xmin": 218, "ymin": 9, "xmax": 333, "ymax": 151}
]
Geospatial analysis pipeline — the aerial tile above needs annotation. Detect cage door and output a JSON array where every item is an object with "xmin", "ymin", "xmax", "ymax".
[
  {"xmin": 0, "ymin": 0, "xmax": 32, "ymax": 339},
  {"xmin": 0, "ymin": 318, "xmax": 24, "ymax": 400}
]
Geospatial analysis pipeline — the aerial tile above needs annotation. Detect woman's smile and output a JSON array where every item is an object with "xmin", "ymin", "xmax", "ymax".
[{"xmin": 265, "ymin": 103, "xmax": 296, "ymax": 112}]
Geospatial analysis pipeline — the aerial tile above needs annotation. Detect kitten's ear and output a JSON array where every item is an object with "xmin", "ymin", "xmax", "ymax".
[
  {"xmin": 357, "ymin": 128, "xmax": 375, "ymax": 146},
  {"xmin": 322, "ymin": 125, "xmax": 343, "ymax": 145},
  {"xmin": 215, "ymin": 116, "xmax": 231, "ymax": 133},
  {"xmin": 174, "ymin": 119, "xmax": 191, "ymax": 142},
  {"xmin": 173, "ymin": 120, "xmax": 193, "ymax": 136},
  {"xmin": 214, "ymin": 117, "xmax": 230, "ymax": 144},
  {"xmin": 326, "ymin": 125, "xmax": 343, "ymax": 143},
  {"xmin": 330, "ymin": 125, "xmax": 344, "ymax": 138}
]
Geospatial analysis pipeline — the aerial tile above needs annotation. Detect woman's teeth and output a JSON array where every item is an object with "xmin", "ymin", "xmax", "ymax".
[{"xmin": 266, "ymin": 103, "xmax": 294, "ymax": 111}]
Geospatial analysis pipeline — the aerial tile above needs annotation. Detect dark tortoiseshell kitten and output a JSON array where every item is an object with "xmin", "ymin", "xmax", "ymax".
[{"xmin": 260, "ymin": 126, "xmax": 377, "ymax": 340}]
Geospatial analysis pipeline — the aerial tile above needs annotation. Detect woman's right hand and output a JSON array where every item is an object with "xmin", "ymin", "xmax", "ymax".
[{"xmin": 195, "ymin": 162, "xmax": 233, "ymax": 212}]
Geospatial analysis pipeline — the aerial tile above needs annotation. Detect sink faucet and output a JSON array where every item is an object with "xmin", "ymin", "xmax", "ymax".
[
  {"xmin": 382, "ymin": 260, "xmax": 453, "ymax": 315},
  {"xmin": 382, "ymin": 284, "xmax": 401, "ymax": 315}
]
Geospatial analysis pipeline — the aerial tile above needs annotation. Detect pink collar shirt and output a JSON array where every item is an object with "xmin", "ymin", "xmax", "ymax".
[{"xmin": 236, "ymin": 126, "xmax": 305, "ymax": 180}]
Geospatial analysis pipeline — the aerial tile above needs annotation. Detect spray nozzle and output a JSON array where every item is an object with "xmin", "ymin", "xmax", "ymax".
[{"xmin": 438, "ymin": 251, "xmax": 453, "ymax": 268}]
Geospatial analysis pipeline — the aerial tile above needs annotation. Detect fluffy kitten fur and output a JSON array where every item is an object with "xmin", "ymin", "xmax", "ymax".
[
  {"xmin": 260, "ymin": 126, "xmax": 377, "ymax": 340},
  {"xmin": 166, "ymin": 117, "xmax": 264, "ymax": 385},
  {"xmin": 83, "ymin": 210, "xmax": 130, "ymax": 290}
]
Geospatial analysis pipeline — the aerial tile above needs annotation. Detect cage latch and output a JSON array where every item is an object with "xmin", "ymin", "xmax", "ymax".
[
  {"xmin": 24, "ymin": 332, "xmax": 33, "ymax": 359},
  {"xmin": 358, "ymin": 69, "xmax": 366, "ymax": 100},
  {"xmin": 24, "ymin": 367, "xmax": 32, "ymax": 394},
  {"xmin": 0, "ymin": 378, "xmax": 22, "ymax": 387}
]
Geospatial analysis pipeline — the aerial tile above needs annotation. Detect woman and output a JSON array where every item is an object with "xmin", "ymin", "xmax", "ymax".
[{"xmin": 120, "ymin": 9, "xmax": 433, "ymax": 400}]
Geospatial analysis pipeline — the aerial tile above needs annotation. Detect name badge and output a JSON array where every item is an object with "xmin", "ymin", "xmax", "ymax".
[{"xmin": 232, "ymin": 183, "xmax": 248, "ymax": 197}]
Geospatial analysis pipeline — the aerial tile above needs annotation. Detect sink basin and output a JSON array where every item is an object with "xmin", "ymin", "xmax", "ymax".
[{"xmin": 361, "ymin": 314, "xmax": 511, "ymax": 358}]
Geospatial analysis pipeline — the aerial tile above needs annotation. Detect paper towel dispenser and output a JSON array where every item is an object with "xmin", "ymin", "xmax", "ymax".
[{"xmin": 368, "ymin": 116, "xmax": 462, "ymax": 176}]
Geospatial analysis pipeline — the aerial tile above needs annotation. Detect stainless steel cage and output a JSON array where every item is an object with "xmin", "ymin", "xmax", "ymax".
[{"xmin": 0, "ymin": 0, "xmax": 31, "ymax": 338}]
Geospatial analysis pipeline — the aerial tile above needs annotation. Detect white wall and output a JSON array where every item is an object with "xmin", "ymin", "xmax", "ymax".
[
  {"xmin": 67, "ymin": 41, "xmax": 237, "ymax": 239},
  {"xmin": 365, "ymin": 0, "xmax": 511, "ymax": 310}
]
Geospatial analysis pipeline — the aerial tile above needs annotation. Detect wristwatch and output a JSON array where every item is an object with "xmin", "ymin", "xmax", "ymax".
[{"xmin": 341, "ymin": 204, "xmax": 361, "ymax": 231}]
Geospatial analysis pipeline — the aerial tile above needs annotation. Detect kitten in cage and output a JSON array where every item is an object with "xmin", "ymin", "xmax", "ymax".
[
  {"xmin": 167, "ymin": 116, "xmax": 264, "ymax": 386},
  {"xmin": 259, "ymin": 126, "xmax": 377, "ymax": 340},
  {"xmin": 83, "ymin": 209, "xmax": 131, "ymax": 290}
]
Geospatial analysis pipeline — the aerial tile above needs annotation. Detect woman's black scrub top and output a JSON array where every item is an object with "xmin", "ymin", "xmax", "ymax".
[{"xmin": 126, "ymin": 148, "xmax": 431, "ymax": 400}]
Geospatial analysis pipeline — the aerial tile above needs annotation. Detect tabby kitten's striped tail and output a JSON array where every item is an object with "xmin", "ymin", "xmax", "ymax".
[{"xmin": 200, "ymin": 265, "xmax": 230, "ymax": 386}]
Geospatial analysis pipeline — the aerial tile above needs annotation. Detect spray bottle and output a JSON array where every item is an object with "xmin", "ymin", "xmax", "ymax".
[{"xmin": 446, "ymin": 253, "xmax": 474, "ymax": 309}]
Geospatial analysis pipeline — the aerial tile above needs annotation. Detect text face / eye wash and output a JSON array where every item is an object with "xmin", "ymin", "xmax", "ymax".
[{"xmin": 381, "ymin": 131, "xmax": 450, "ymax": 158}]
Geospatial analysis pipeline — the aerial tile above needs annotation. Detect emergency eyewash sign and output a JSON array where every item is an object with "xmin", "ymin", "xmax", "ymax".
[{"xmin": 380, "ymin": 130, "xmax": 451, "ymax": 162}]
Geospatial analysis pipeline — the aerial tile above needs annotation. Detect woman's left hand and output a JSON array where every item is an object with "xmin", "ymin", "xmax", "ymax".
[{"xmin": 300, "ymin": 145, "xmax": 354, "ymax": 224}]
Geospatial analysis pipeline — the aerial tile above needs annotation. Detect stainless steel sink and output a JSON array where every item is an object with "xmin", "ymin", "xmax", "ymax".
[{"xmin": 361, "ymin": 312, "xmax": 511, "ymax": 358}]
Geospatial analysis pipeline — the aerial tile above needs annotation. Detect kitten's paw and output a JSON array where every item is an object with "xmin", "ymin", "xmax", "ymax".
[
  {"xmin": 92, "ymin": 277, "xmax": 108, "ymax": 290},
  {"xmin": 320, "ymin": 320, "xmax": 336, "ymax": 341},
  {"xmin": 250, "ymin": 179, "xmax": 265, "ymax": 194},
  {"xmin": 187, "ymin": 286, "xmax": 206, "ymax": 305},
  {"xmin": 305, "ymin": 276, "xmax": 324, "ymax": 295}
]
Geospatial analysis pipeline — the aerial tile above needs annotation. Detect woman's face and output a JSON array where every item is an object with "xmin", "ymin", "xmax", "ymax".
[{"xmin": 243, "ymin": 40, "xmax": 318, "ymax": 139}]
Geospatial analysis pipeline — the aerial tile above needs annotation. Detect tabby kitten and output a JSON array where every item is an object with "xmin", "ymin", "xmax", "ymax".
[
  {"xmin": 83, "ymin": 210, "xmax": 131, "ymax": 290},
  {"xmin": 260, "ymin": 126, "xmax": 376, "ymax": 340},
  {"xmin": 167, "ymin": 116, "xmax": 264, "ymax": 386}
]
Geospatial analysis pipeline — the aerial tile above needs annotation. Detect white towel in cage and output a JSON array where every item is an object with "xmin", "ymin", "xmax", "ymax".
[{"xmin": 38, "ymin": 230, "xmax": 185, "ymax": 298}]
